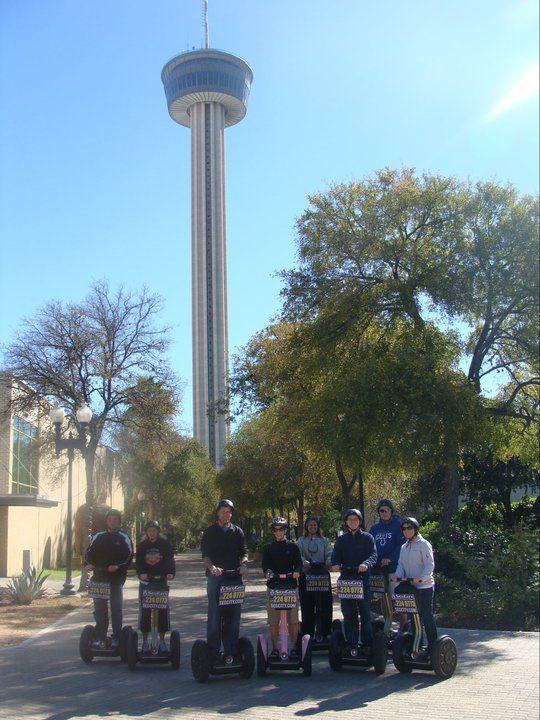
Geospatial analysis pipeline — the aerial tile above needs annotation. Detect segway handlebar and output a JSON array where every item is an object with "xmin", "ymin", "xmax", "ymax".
[{"xmin": 222, "ymin": 568, "xmax": 242, "ymax": 577}]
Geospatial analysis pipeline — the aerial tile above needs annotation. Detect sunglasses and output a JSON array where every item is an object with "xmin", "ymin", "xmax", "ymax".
[
  {"xmin": 402, "ymin": 525, "xmax": 414, "ymax": 530},
  {"xmin": 273, "ymin": 527, "xmax": 285, "ymax": 532},
  {"xmin": 378, "ymin": 508, "xmax": 391, "ymax": 513}
]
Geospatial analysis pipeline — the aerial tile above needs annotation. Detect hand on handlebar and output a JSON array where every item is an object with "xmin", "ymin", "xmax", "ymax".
[
  {"xmin": 292, "ymin": 572, "xmax": 300, "ymax": 579},
  {"xmin": 330, "ymin": 565, "xmax": 340, "ymax": 573},
  {"xmin": 211, "ymin": 565, "xmax": 223, "ymax": 576},
  {"xmin": 302, "ymin": 561, "xmax": 310, "ymax": 570},
  {"xmin": 166, "ymin": 574, "xmax": 174, "ymax": 580},
  {"xmin": 265, "ymin": 570, "xmax": 274, "ymax": 580},
  {"xmin": 358, "ymin": 564, "xmax": 368, "ymax": 573},
  {"xmin": 139, "ymin": 573, "xmax": 148, "ymax": 581},
  {"xmin": 380, "ymin": 558, "xmax": 391, "ymax": 567},
  {"xmin": 413, "ymin": 578, "xmax": 423, "ymax": 584}
]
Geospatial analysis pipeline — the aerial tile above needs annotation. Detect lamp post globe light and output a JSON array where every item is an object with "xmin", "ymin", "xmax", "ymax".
[{"xmin": 49, "ymin": 402, "xmax": 93, "ymax": 596}]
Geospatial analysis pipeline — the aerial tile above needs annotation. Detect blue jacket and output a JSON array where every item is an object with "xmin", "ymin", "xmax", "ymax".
[
  {"xmin": 368, "ymin": 516, "xmax": 405, "ymax": 573},
  {"xmin": 330, "ymin": 530, "xmax": 377, "ymax": 573}
]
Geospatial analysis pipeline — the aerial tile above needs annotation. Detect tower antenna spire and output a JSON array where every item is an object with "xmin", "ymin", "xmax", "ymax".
[{"xmin": 203, "ymin": 0, "xmax": 209, "ymax": 48}]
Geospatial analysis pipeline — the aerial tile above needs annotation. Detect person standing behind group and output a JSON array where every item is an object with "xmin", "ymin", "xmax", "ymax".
[
  {"xmin": 369, "ymin": 499, "xmax": 405, "ymax": 574},
  {"xmin": 392, "ymin": 517, "xmax": 437, "ymax": 659},
  {"xmin": 135, "ymin": 519, "xmax": 175, "ymax": 653},
  {"xmin": 296, "ymin": 515, "xmax": 333, "ymax": 640},
  {"xmin": 85, "ymin": 509, "xmax": 133, "ymax": 649}
]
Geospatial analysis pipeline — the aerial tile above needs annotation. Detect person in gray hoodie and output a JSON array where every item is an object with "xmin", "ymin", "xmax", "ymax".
[
  {"xmin": 296, "ymin": 516, "xmax": 333, "ymax": 638},
  {"xmin": 392, "ymin": 516, "xmax": 437, "ymax": 656}
]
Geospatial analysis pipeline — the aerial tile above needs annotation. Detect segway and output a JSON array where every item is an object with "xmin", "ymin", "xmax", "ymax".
[
  {"xmin": 191, "ymin": 569, "xmax": 254, "ymax": 682},
  {"xmin": 126, "ymin": 574, "xmax": 181, "ymax": 670},
  {"xmin": 328, "ymin": 566, "xmax": 387, "ymax": 674},
  {"xmin": 257, "ymin": 572, "xmax": 312, "ymax": 676},
  {"xmin": 79, "ymin": 577, "xmax": 132, "ymax": 664},
  {"xmin": 368, "ymin": 567, "xmax": 397, "ymax": 674},
  {"xmin": 391, "ymin": 578, "xmax": 457, "ymax": 680},
  {"xmin": 301, "ymin": 563, "xmax": 332, "ymax": 651}
]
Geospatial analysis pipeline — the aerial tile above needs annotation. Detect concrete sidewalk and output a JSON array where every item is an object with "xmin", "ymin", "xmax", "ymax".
[{"xmin": 0, "ymin": 551, "xmax": 537, "ymax": 720}]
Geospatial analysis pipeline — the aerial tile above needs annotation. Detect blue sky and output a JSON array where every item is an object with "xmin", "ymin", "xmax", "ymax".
[{"xmin": 1, "ymin": 0, "xmax": 538, "ymax": 432}]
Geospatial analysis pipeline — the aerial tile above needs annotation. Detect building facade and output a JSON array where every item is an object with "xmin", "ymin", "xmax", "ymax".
[
  {"xmin": 0, "ymin": 378, "xmax": 124, "ymax": 576},
  {"xmin": 161, "ymin": 48, "xmax": 253, "ymax": 468}
]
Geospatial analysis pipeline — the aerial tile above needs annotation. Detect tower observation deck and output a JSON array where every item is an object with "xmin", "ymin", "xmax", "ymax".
[{"xmin": 162, "ymin": 49, "xmax": 253, "ymax": 468}]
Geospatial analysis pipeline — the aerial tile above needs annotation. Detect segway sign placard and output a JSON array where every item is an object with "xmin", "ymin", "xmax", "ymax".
[
  {"xmin": 87, "ymin": 581, "xmax": 110, "ymax": 600},
  {"xmin": 337, "ymin": 578, "xmax": 364, "ymax": 600},
  {"xmin": 306, "ymin": 574, "xmax": 331, "ymax": 592},
  {"xmin": 392, "ymin": 592, "xmax": 418, "ymax": 613},
  {"xmin": 141, "ymin": 588, "xmax": 169, "ymax": 609},
  {"xmin": 219, "ymin": 584, "xmax": 246, "ymax": 606},
  {"xmin": 369, "ymin": 575, "xmax": 385, "ymax": 596},
  {"xmin": 269, "ymin": 587, "xmax": 299, "ymax": 609}
]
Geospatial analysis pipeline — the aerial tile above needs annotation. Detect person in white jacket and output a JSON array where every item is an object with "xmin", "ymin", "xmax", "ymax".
[{"xmin": 391, "ymin": 517, "xmax": 437, "ymax": 656}]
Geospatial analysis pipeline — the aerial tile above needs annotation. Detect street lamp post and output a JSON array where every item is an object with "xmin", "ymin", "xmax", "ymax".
[{"xmin": 49, "ymin": 403, "xmax": 93, "ymax": 596}]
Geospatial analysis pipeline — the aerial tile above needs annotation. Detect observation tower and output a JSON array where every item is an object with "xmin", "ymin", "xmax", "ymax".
[{"xmin": 161, "ymin": 14, "xmax": 253, "ymax": 468}]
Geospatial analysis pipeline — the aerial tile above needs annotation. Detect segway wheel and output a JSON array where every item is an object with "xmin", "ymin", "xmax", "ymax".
[
  {"xmin": 256, "ymin": 636, "xmax": 267, "ymax": 677},
  {"xmin": 431, "ymin": 635, "xmax": 457, "ymax": 680},
  {"xmin": 238, "ymin": 637, "xmax": 255, "ymax": 679},
  {"xmin": 372, "ymin": 631, "xmax": 388, "ymax": 675},
  {"xmin": 79, "ymin": 624, "xmax": 95, "ymax": 664},
  {"xmin": 392, "ymin": 633, "xmax": 413, "ymax": 674},
  {"xmin": 191, "ymin": 640, "xmax": 211, "ymax": 683},
  {"xmin": 302, "ymin": 637, "xmax": 312, "ymax": 677},
  {"xmin": 127, "ymin": 629, "xmax": 139, "ymax": 671},
  {"xmin": 328, "ymin": 630, "xmax": 344, "ymax": 671},
  {"xmin": 119, "ymin": 625, "xmax": 132, "ymax": 663},
  {"xmin": 170, "ymin": 630, "xmax": 181, "ymax": 670}
]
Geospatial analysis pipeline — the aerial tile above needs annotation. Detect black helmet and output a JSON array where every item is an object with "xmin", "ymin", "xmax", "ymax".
[
  {"xmin": 144, "ymin": 519, "xmax": 160, "ymax": 531},
  {"xmin": 377, "ymin": 499, "xmax": 395, "ymax": 513},
  {"xmin": 343, "ymin": 508, "xmax": 363, "ymax": 522},
  {"xmin": 401, "ymin": 517, "xmax": 420, "ymax": 531},
  {"xmin": 304, "ymin": 515, "xmax": 320, "ymax": 531},
  {"xmin": 270, "ymin": 516, "xmax": 288, "ymax": 530},
  {"xmin": 105, "ymin": 508, "xmax": 121, "ymax": 519},
  {"xmin": 216, "ymin": 499, "xmax": 234, "ymax": 513}
]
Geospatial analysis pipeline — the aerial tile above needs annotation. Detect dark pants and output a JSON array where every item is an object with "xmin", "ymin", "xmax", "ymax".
[
  {"xmin": 138, "ymin": 582, "xmax": 170, "ymax": 634},
  {"xmin": 299, "ymin": 575, "xmax": 333, "ymax": 637},
  {"xmin": 341, "ymin": 591, "xmax": 373, "ymax": 648},
  {"xmin": 416, "ymin": 586, "xmax": 438, "ymax": 650},
  {"xmin": 206, "ymin": 576, "xmax": 242, "ymax": 656},
  {"xmin": 93, "ymin": 583, "xmax": 123, "ymax": 640}
]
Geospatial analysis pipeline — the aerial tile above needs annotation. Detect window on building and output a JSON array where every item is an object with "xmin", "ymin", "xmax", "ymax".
[{"xmin": 11, "ymin": 417, "xmax": 38, "ymax": 494}]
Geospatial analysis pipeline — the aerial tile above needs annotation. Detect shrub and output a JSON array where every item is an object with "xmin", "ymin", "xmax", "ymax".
[
  {"xmin": 421, "ymin": 517, "xmax": 539, "ymax": 630},
  {"xmin": 6, "ymin": 566, "xmax": 50, "ymax": 605}
]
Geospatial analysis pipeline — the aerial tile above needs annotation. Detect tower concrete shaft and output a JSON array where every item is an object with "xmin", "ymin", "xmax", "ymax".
[
  {"xmin": 191, "ymin": 101, "xmax": 228, "ymax": 467},
  {"xmin": 162, "ymin": 49, "xmax": 252, "ymax": 468}
]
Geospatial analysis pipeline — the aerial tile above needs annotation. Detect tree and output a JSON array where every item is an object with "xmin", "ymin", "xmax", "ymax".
[
  {"xmin": 279, "ymin": 170, "xmax": 539, "ymax": 522},
  {"xmin": 2, "ymin": 282, "xmax": 176, "ymax": 583}
]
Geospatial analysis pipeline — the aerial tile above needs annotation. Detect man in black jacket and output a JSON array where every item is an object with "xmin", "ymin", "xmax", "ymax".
[
  {"xmin": 85, "ymin": 509, "xmax": 133, "ymax": 649},
  {"xmin": 261, "ymin": 517, "xmax": 303, "ymax": 658},
  {"xmin": 331, "ymin": 508, "xmax": 377, "ymax": 652},
  {"xmin": 201, "ymin": 499, "xmax": 248, "ymax": 663},
  {"xmin": 135, "ymin": 519, "xmax": 176, "ymax": 653}
]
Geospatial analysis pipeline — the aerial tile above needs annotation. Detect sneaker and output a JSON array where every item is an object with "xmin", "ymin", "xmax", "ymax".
[
  {"xmin": 110, "ymin": 638, "xmax": 119, "ymax": 650},
  {"xmin": 158, "ymin": 639, "xmax": 168, "ymax": 654},
  {"xmin": 413, "ymin": 649, "xmax": 430, "ymax": 662},
  {"xmin": 141, "ymin": 641, "xmax": 150, "ymax": 654},
  {"xmin": 91, "ymin": 639, "xmax": 106, "ymax": 650},
  {"xmin": 289, "ymin": 647, "xmax": 299, "ymax": 659}
]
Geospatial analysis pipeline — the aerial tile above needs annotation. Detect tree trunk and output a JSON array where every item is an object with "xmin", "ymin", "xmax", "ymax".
[
  {"xmin": 334, "ymin": 455, "xmax": 355, "ymax": 512},
  {"xmin": 441, "ymin": 455, "xmax": 460, "ymax": 532},
  {"xmin": 357, "ymin": 468, "xmax": 365, "ymax": 521},
  {"xmin": 297, "ymin": 491, "xmax": 305, "ymax": 537},
  {"xmin": 501, "ymin": 490, "xmax": 514, "ymax": 528}
]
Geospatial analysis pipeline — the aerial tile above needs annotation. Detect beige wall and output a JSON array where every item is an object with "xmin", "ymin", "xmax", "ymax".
[{"xmin": 0, "ymin": 378, "xmax": 125, "ymax": 576}]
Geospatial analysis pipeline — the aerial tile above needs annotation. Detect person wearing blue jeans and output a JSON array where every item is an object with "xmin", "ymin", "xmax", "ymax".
[
  {"xmin": 201, "ymin": 499, "xmax": 248, "ymax": 663},
  {"xmin": 331, "ymin": 508, "xmax": 378, "ymax": 652},
  {"xmin": 392, "ymin": 516, "xmax": 437, "ymax": 659},
  {"xmin": 85, "ymin": 509, "xmax": 133, "ymax": 649}
]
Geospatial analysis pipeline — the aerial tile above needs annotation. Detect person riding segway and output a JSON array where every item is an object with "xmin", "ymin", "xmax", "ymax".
[
  {"xmin": 329, "ymin": 508, "xmax": 387, "ymax": 673},
  {"xmin": 257, "ymin": 517, "xmax": 312, "ymax": 676},
  {"xmin": 80, "ymin": 509, "xmax": 133, "ymax": 663},
  {"xmin": 391, "ymin": 517, "xmax": 457, "ymax": 679},
  {"xmin": 125, "ymin": 520, "xmax": 180, "ymax": 670},
  {"xmin": 297, "ymin": 515, "xmax": 333, "ymax": 651},
  {"xmin": 191, "ymin": 499, "xmax": 254, "ymax": 681}
]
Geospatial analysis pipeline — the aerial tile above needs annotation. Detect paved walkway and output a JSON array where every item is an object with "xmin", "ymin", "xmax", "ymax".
[{"xmin": 0, "ymin": 551, "xmax": 537, "ymax": 720}]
